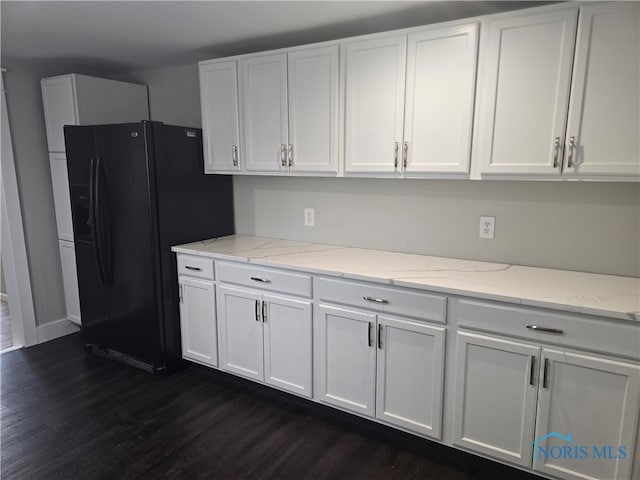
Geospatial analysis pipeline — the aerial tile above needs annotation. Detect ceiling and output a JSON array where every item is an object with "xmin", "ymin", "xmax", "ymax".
[{"xmin": 1, "ymin": 1, "xmax": 548, "ymax": 75}]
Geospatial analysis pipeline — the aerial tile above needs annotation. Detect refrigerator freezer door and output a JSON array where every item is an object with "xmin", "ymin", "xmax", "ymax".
[{"xmin": 63, "ymin": 125, "xmax": 110, "ymax": 348}]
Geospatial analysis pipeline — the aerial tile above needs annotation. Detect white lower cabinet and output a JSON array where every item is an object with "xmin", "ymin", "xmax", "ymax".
[
  {"xmin": 453, "ymin": 331, "xmax": 540, "ymax": 466},
  {"xmin": 178, "ymin": 276, "xmax": 217, "ymax": 367},
  {"xmin": 454, "ymin": 330, "xmax": 640, "ymax": 479},
  {"xmin": 218, "ymin": 284, "xmax": 313, "ymax": 397},
  {"xmin": 316, "ymin": 304, "xmax": 445, "ymax": 439},
  {"xmin": 533, "ymin": 349, "xmax": 640, "ymax": 480}
]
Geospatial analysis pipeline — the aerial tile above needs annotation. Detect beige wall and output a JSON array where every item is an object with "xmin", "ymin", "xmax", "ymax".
[{"xmin": 234, "ymin": 176, "xmax": 640, "ymax": 277}]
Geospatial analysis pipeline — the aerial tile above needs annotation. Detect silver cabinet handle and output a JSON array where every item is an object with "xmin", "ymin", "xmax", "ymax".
[
  {"xmin": 368, "ymin": 322, "xmax": 373, "ymax": 347},
  {"xmin": 363, "ymin": 296, "xmax": 389, "ymax": 304},
  {"xmin": 184, "ymin": 266, "xmax": 202, "ymax": 271},
  {"xmin": 543, "ymin": 358, "xmax": 550, "ymax": 389},
  {"xmin": 232, "ymin": 145, "xmax": 238, "ymax": 167},
  {"xmin": 262, "ymin": 300, "xmax": 267, "ymax": 323},
  {"xmin": 280, "ymin": 144, "xmax": 287, "ymax": 167},
  {"xmin": 255, "ymin": 299, "xmax": 260, "ymax": 322},
  {"xmin": 403, "ymin": 141, "xmax": 408, "ymax": 169},
  {"xmin": 287, "ymin": 144, "xmax": 293, "ymax": 167},
  {"xmin": 529, "ymin": 356, "xmax": 536, "ymax": 386},
  {"xmin": 394, "ymin": 142, "xmax": 399, "ymax": 168},
  {"xmin": 179, "ymin": 284, "xmax": 183, "ymax": 303},
  {"xmin": 526, "ymin": 324, "xmax": 563, "ymax": 335},
  {"xmin": 553, "ymin": 137, "xmax": 561, "ymax": 168},
  {"xmin": 250, "ymin": 276, "xmax": 271, "ymax": 283},
  {"xmin": 378, "ymin": 324, "xmax": 383, "ymax": 349},
  {"xmin": 566, "ymin": 136, "xmax": 576, "ymax": 168}
]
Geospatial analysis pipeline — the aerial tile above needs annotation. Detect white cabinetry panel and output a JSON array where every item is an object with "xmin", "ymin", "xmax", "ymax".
[
  {"xmin": 316, "ymin": 304, "xmax": 377, "ymax": 416},
  {"xmin": 59, "ymin": 240, "xmax": 80, "ymax": 325},
  {"xmin": 376, "ymin": 315, "xmax": 445, "ymax": 438},
  {"xmin": 287, "ymin": 45, "xmax": 339, "ymax": 173},
  {"xmin": 179, "ymin": 276, "xmax": 217, "ymax": 367},
  {"xmin": 453, "ymin": 331, "xmax": 540, "ymax": 467},
  {"xmin": 344, "ymin": 35, "xmax": 406, "ymax": 173},
  {"xmin": 564, "ymin": 2, "xmax": 640, "ymax": 176},
  {"xmin": 241, "ymin": 53, "xmax": 288, "ymax": 173},
  {"xmin": 476, "ymin": 8, "xmax": 578, "ymax": 175},
  {"xmin": 200, "ymin": 60, "xmax": 241, "ymax": 173},
  {"xmin": 42, "ymin": 76, "xmax": 78, "ymax": 152},
  {"xmin": 404, "ymin": 24, "xmax": 478, "ymax": 174},
  {"xmin": 49, "ymin": 153, "xmax": 73, "ymax": 242}
]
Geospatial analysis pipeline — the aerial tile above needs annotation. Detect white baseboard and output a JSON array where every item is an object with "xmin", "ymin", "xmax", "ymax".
[{"xmin": 36, "ymin": 317, "xmax": 80, "ymax": 344}]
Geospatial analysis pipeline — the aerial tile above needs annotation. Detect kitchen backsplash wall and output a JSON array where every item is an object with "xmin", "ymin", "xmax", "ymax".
[{"xmin": 234, "ymin": 176, "xmax": 640, "ymax": 277}]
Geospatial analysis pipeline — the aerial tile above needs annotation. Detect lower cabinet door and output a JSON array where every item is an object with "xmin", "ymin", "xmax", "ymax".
[
  {"xmin": 218, "ymin": 285, "xmax": 264, "ymax": 381},
  {"xmin": 453, "ymin": 331, "xmax": 540, "ymax": 467},
  {"xmin": 316, "ymin": 304, "xmax": 377, "ymax": 416},
  {"xmin": 263, "ymin": 294, "xmax": 312, "ymax": 397},
  {"xmin": 179, "ymin": 276, "xmax": 217, "ymax": 367},
  {"xmin": 59, "ymin": 240, "xmax": 81, "ymax": 325},
  {"xmin": 533, "ymin": 349, "xmax": 640, "ymax": 480},
  {"xmin": 376, "ymin": 315, "xmax": 445, "ymax": 439}
]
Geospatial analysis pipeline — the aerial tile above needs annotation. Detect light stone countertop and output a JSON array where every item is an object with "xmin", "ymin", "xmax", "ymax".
[{"xmin": 172, "ymin": 234, "xmax": 640, "ymax": 322}]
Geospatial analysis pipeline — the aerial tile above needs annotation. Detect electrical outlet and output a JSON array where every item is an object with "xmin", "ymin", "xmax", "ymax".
[
  {"xmin": 304, "ymin": 208, "xmax": 315, "ymax": 227},
  {"xmin": 479, "ymin": 216, "xmax": 495, "ymax": 239}
]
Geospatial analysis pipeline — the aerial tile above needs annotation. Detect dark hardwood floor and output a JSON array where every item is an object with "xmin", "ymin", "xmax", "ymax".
[{"xmin": 1, "ymin": 333, "xmax": 541, "ymax": 480}]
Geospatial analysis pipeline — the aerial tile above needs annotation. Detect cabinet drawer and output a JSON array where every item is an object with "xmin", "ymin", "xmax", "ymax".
[
  {"xmin": 456, "ymin": 299, "xmax": 640, "ymax": 360},
  {"xmin": 317, "ymin": 277, "xmax": 446, "ymax": 324},
  {"xmin": 217, "ymin": 262, "xmax": 312, "ymax": 298},
  {"xmin": 177, "ymin": 255, "xmax": 214, "ymax": 280}
]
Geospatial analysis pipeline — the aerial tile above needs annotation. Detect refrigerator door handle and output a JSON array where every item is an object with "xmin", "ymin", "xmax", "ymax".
[
  {"xmin": 89, "ymin": 157, "xmax": 107, "ymax": 284},
  {"xmin": 94, "ymin": 157, "xmax": 112, "ymax": 285}
]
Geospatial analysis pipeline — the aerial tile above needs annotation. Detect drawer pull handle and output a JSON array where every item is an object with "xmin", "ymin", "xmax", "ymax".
[
  {"xmin": 368, "ymin": 322, "xmax": 373, "ymax": 347},
  {"xmin": 378, "ymin": 324, "xmax": 383, "ymax": 349},
  {"xmin": 184, "ymin": 266, "xmax": 202, "ymax": 271},
  {"xmin": 250, "ymin": 276, "xmax": 271, "ymax": 283},
  {"xmin": 262, "ymin": 300, "xmax": 267, "ymax": 323},
  {"xmin": 526, "ymin": 325, "xmax": 563, "ymax": 335},
  {"xmin": 363, "ymin": 296, "xmax": 389, "ymax": 304},
  {"xmin": 255, "ymin": 300, "xmax": 260, "ymax": 322}
]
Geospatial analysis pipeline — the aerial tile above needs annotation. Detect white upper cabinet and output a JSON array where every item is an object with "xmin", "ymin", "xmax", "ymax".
[
  {"xmin": 287, "ymin": 45, "xmax": 339, "ymax": 173},
  {"xmin": 475, "ymin": 7, "xmax": 578, "ymax": 176},
  {"xmin": 200, "ymin": 60, "xmax": 241, "ymax": 173},
  {"xmin": 344, "ymin": 35, "xmax": 407, "ymax": 174},
  {"xmin": 42, "ymin": 74, "xmax": 149, "ymax": 153},
  {"xmin": 42, "ymin": 76, "xmax": 78, "ymax": 152},
  {"xmin": 476, "ymin": 3, "xmax": 639, "ymax": 179},
  {"xmin": 404, "ymin": 24, "xmax": 478, "ymax": 174},
  {"xmin": 240, "ymin": 53, "xmax": 289, "ymax": 173},
  {"xmin": 564, "ymin": 2, "xmax": 640, "ymax": 177}
]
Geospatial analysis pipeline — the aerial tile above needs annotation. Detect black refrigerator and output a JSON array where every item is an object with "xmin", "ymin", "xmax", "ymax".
[{"xmin": 64, "ymin": 121, "xmax": 234, "ymax": 373}]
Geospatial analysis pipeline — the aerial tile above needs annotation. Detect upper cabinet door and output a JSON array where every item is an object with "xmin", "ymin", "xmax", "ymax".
[
  {"xmin": 287, "ymin": 45, "xmax": 340, "ymax": 174},
  {"xmin": 240, "ymin": 53, "xmax": 288, "ymax": 173},
  {"xmin": 404, "ymin": 24, "xmax": 478, "ymax": 174},
  {"xmin": 200, "ymin": 60, "xmax": 241, "ymax": 173},
  {"xmin": 564, "ymin": 2, "xmax": 640, "ymax": 177},
  {"xmin": 41, "ymin": 76, "xmax": 79, "ymax": 152},
  {"xmin": 344, "ymin": 35, "xmax": 406, "ymax": 173},
  {"xmin": 476, "ymin": 8, "xmax": 578, "ymax": 175}
]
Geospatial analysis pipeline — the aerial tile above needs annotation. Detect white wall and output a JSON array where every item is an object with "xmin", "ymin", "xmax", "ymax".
[{"xmin": 234, "ymin": 176, "xmax": 640, "ymax": 277}]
